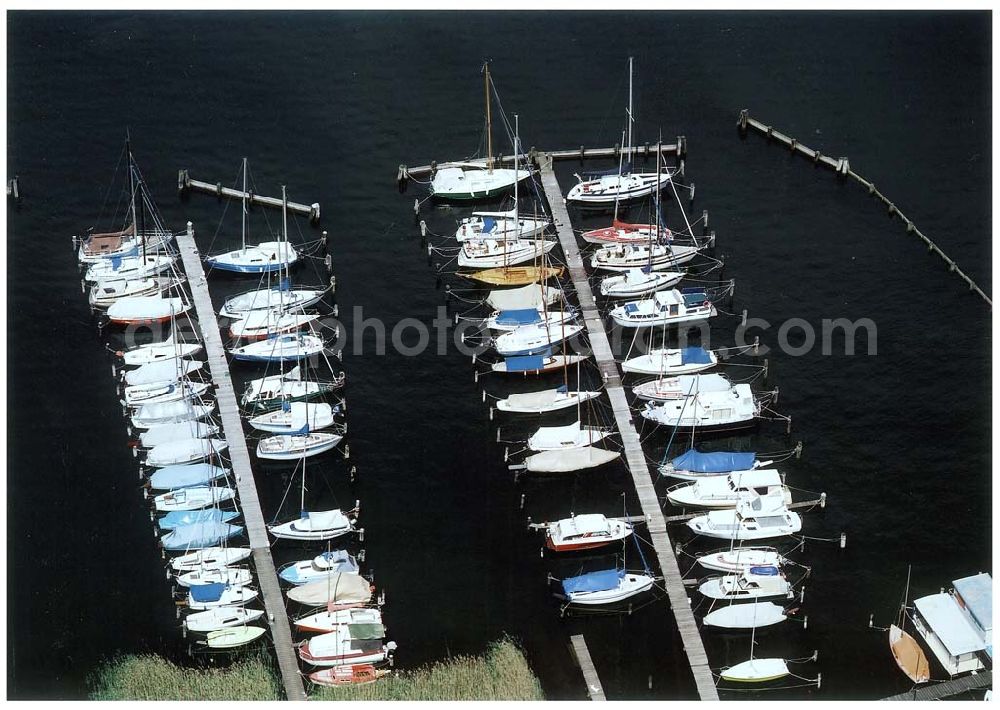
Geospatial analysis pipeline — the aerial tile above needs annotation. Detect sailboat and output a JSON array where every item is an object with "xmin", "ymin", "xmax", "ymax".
[
  {"xmin": 718, "ymin": 601, "xmax": 792, "ymax": 683},
  {"xmin": 566, "ymin": 58, "xmax": 673, "ymax": 206},
  {"xmin": 229, "ymin": 332, "xmax": 326, "ymax": 363},
  {"xmin": 430, "ymin": 63, "xmax": 530, "ymax": 201},
  {"xmin": 119, "ymin": 336, "xmax": 203, "ymax": 368},
  {"xmin": 493, "ymin": 321, "xmax": 584, "ymax": 357},
  {"xmin": 241, "ymin": 365, "xmax": 344, "ymax": 411},
  {"xmin": 889, "ymin": 565, "xmax": 932, "ymax": 684},
  {"xmin": 486, "ymin": 284, "xmax": 562, "ymax": 311},
  {"xmin": 621, "ymin": 346, "xmax": 717, "ymax": 376},
  {"xmin": 106, "ymin": 296, "xmax": 191, "ymax": 326},
  {"xmin": 85, "ymin": 253, "xmax": 177, "ymax": 283},
  {"xmin": 249, "ymin": 402, "xmax": 336, "ymax": 434},
  {"xmin": 495, "ymin": 385, "xmax": 601, "ymax": 414},
  {"xmin": 184, "ymin": 606, "xmax": 265, "ymax": 633},
  {"xmin": 268, "ymin": 458, "xmax": 357, "ymax": 541},
  {"xmin": 553, "ymin": 521, "xmax": 655, "ymax": 605},
  {"xmin": 205, "ymin": 159, "xmax": 299, "ymax": 273},
  {"xmin": 483, "ymin": 306, "xmax": 576, "ymax": 332},
  {"xmin": 89, "ymin": 274, "xmax": 186, "ymax": 310},
  {"xmin": 527, "ymin": 421, "xmax": 612, "ymax": 452},
  {"xmin": 455, "ymin": 207, "xmax": 550, "ymax": 242},
  {"xmin": 278, "ymin": 550, "xmax": 360, "ymax": 585},
  {"xmin": 154, "ymin": 485, "xmax": 235, "ymax": 512}
]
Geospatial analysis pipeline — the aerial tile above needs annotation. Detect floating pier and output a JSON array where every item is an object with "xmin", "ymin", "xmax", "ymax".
[
  {"xmin": 175, "ymin": 223, "xmax": 307, "ymax": 702},
  {"xmin": 569, "ymin": 635, "xmax": 607, "ymax": 701},
  {"xmin": 178, "ymin": 169, "xmax": 321, "ymax": 224},
  {"xmin": 881, "ymin": 670, "xmax": 992, "ymax": 701},
  {"xmin": 737, "ymin": 109, "xmax": 991, "ymax": 307},
  {"xmin": 536, "ymin": 153, "xmax": 719, "ymax": 702},
  {"xmin": 400, "ymin": 139, "xmax": 685, "ymax": 181}
]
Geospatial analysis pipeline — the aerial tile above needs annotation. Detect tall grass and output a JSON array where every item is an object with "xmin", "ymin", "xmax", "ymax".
[
  {"xmin": 310, "ymin": 638, "xmax": 544, "ymax": 701},
  {"xmin": 88, "ymin": 651, "xmax": 281, "ymax": 701}
]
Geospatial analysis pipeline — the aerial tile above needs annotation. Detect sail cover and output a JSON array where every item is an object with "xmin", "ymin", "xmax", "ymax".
[
  {"xmin": 562, "ymin": 569, "xmax": 622, "ymax": 595},
  {"xmin": 149, "ymin": 463, "xmax": 227, "ymax": 490},
  {"xmin": 526, "ymin": 446, "xmax": 620, "ymax": 473},
  {"xmin": 496, "ymin": 309, "xmax": 540, "ymax": 326},
  {"xmin": 671, "ymin": 449, "xmax": 756, "ymax": 473},
  {"xmin": 287, "ymin": 574, "xmax": 372, "ymax": 606},
  {"xmin": 161, "ymin": 521, "xmax": 243, "ymax": 550},
  {"xmin": 487, "ymin": 284, "xmax": 560, "ymax": 311},
  {"xmin": 481, "ymin": 217, "xmax": 497, "ymax": 234},
  {"xmin": 159, "ymin": 508, "xmax": 238, "ymax": 531},
  {"xmin": 680, "ymin": 347, "xmax": 712, "ymax": 364}
]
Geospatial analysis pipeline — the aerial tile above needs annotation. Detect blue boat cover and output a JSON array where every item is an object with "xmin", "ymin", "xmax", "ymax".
[
  {"xmin": 481, "ymin": 217, "xmax": 496, "ymax": 234},
  {"xmin": 671, "ymin": 449, "xmax": 756, "ymax": 473},
  {"xmin": 505, "ymin": 355, "xmax": 545, "ymax": 372},
  {"xmin": 158, "ymin": 508, "xmax": 238, "ymax": 531},
  {"xmin": 189, "ymin": 583, "xmax": 226, "ymax": 603},
  {"xmin": 749, "ymin": 566, "xmax": 780, "ymax": 576},
  {"xmin": 680, "ymin": 347, "xmax": 712, "ymax": 365},
  {"xmin": 496, "ymin": 309, "xmax": 540, "ymax": 326},
  {"xmin": 562, "ymin": 569, "xmax": 623, "ymax": 595},
  {"xmin": 149, "ymin": 464, "xmax": 226, "ymax": 490},
  {"xmin": 161, "ymin": 521, "xmax": 243, "ymax": 550},
  {"xmin": 110, "ymin": 255, "xmax": 122, "ymax": 271},
  {"xmin": 682, "ymin": 291, "xmax": 708, "ymax": 308}
]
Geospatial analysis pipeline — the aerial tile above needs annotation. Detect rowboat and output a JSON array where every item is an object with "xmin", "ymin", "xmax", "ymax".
[
  {"xmin": 184, "ymin": 606, "xmax": 265, "ymax": 633},
  {"xmin": 462, "ymin": 265, "xmax": 563, "ymax": 286},
  {"xmin": 545, "ymin": 514, "xmax": 633, "ymax": 552},
  {"xmin": 256, "ymin": 431, "xmax": 344, "ymax": 460},
  {"xmin": 621, "ymin": 346, "xmax": 717, "ymax": 376},
  {"xmin": 154, "ymin": 485, "xmax": 235, "ymax": 512},
  {"xmin": 554, "ymin": 569, "xmax": 654, "ymax": 605},
  {"xmin": 308, "ymin": 664, "xmax": 391, "ymax": 687}
]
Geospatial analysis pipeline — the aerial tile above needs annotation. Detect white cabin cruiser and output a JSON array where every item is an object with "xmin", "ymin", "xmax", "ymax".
[
  {"xmin": 698, "ymin": 566, "xmax": 793, "ymax": 601},
  {"xmin": 666, "ymin": 469, "xmax": 791, "ymax": 509},
  {"xmin": 609, "ymin": 289, "xmax": 716, "ymax": 328},
  {"xmin": 545, "ymin": 514, "xmax": 633, "ymax": 552},
  {"xmin": 640, "ymin": 384, "xmax": 759, "ymax": 434}
]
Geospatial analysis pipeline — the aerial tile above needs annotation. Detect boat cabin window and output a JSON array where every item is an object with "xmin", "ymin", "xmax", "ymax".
[{"xmin": 670, "ymin": 305, "xmax": 679, "ymax": 316}]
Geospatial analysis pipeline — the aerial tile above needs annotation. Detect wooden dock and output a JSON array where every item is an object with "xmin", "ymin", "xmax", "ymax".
[
  {"xmin": 537, "ymin": 154, "xmax": 719, "ymax": 702},
  {"xmin": 175, "ymin": 223, "xmax": 307, "ymax": 702},
  {"xmin": 401, "ymin": 140, "xmax": 685, "ymax": 180},
  {"xmin": 569, "ymin": 635, "xmax": 607, "ymax": 701},
  {"xmin": 882, "ymin": 670, "xmax": 991, "ymax": 701},
  {"xmin": 737, "ymin": 109, "xmax": 991, "ymax": 307},
  {"xmin": 178, "ymin": 169, "xmax": 321, "ymax": 224}
]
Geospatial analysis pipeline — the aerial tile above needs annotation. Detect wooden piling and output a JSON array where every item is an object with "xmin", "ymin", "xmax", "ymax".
[
  {"xmin": 537, "ymin": 153, "xmax": 719, "ymax": 702},
  {"xmin": 175, "ymin": 223, "xmax": 307, "ymax": 702}
]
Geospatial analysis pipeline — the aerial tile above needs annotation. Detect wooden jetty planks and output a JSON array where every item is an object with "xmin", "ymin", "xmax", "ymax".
[
  {"xmin": 176, "ymin": 223, "xmax": 307, "ymax": 702},
  {"xmin": 537, "ymin": 155, "xmax": 719, "ymax": 701},
  {"xmin": 569, "ymin": 635, "xmax": 607, "ymax": 701},
  {"xmin": 882, "ymin": 670, "xmax": 991, "ymax": 701},
  {"xmin": 178, "ymin": 170, "xmax": 321, "ymax": 224}
]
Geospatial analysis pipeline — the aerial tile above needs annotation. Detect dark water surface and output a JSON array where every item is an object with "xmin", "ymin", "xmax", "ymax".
[{"xmin": 7, "ymin": 11, "xmax": 991, "ymax": 700}]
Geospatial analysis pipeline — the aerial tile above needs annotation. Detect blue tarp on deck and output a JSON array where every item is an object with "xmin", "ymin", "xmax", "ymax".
[
  {"xmin": 496, "ymin": 309, "xmax": 540, "ymax": 326},
  {"xmin": 505, "ymin": 355, "xmax": 545, "ymax": 372},
  {"xmin": 189, "ymin": 582, "xmax": 226, "ymax": 603},
  {"xmin": 671, "ymin": 449, "xmax": 756, "ymax": 473},
  {"xmin": 680, "ymin": 347, "xmax": 712, "ymax": 364},
  {"xmin": 561, "ymin": 569, "xmax": 623, "ymax": 595},
  {"xmin": 481, "ymin": 217, "xmax": 496, "ymax": 234}
]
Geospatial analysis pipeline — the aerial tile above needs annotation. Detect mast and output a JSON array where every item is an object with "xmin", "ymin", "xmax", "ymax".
[
  {"xmin": 241, "ymin": 158, "xmax": 248, "ymax": 252},
  {"xmin": 613, "ymin": 128, "xmax": 626, "ymax": 224},
  {"xmin": 626, "ymin": 56, "xmax": 634, "ymax": 171},
  {"xmin": 897, "ymin": 565, "xmax": 912, "ymax": 627},
  {"xmin": 484, "ymin": 62, "xmax": 494, "ymax": 173}
]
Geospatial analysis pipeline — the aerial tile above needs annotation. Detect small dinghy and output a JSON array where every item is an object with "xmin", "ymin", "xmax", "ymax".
[
  {"xmin": 697, "ymin": 547, "xmax": 789, "ymax": 574},
  {"xmin": 270, "ymin": 509, "xmax": 355, "ymax": 541},
  {"xmin": 308, "ymin": 664, "xmax": 390, "ymax": 687},
  {"xmin": 486, "ymin": 284, "xmax": 562, "ymax": 311},
  {"xmin": 545, "ymin": 514, "xmax": 633, "ymax": 552},
  {"xmin": 241, "ymin": 366, "xmax": 344, "ymax": 411},
  {"xmin": 688, "ymin": 503, "xmax": 802, "ymax": 541},
  {"xmin": 456, "ymin": 209, "xmax": 549, "ymax": 242},
  {"xmin": 632, "ymin": 373, "xmax": 732, "ymax": 402},
  {"xmin": 257, "ymin": 431, "xmax": 343, "ymax": 461},
  {"xmin": 154, "ymin": 485, "xmax": 235, "ymax": 513},
  {"xmin": 703, "ymin": 601, "xmax": 788, "ymax": 629},
  {"xmin": 640, "ymin": 384, "xmax": 759, "ymax": 434},
  {"xmin": 148, "ymin": 463, "xmax": 229, "ymax": 490},
  {"xmin": 124, "ymin": 359, "xmax": 203, "ymax": 387},
  {"xmin": 666, "ymin": 469, "xmax": 791, "ymax": 510},
  {"xmin": 590, "ymin": 243, "xmax": 700, "ymax": 272},
  {"xmin": 170, "ymin": 546, "xmax": 252, "ymax": 573},
  {"xmin": 121, "ymin": 340, "xmax": 203, "ymax": 367},
  {"xmin": 124, "ymin": 380, "xmax": 212, "ymax": 408},
  {"xmin": 621, "ymin": 346, "xmax": 717, "ymax": 376},
  {"xmin": 145, "ymin": 437, "xmax": 228, "ymax": 467},
  {"xmin": 107, "ymin": 296, "xmax": 190, "ymax": 326},
  {"xmin": 523, "ymin": 446, "xmax": 620, "ymax": 474},
  {"xmin": 184, "ymin": 606, "xmax": 265, "ymax": 633},
  {"xmin": 186, "ymin": 583, "xmax": 259, "ymax": 610},
  {"xmin": 286, "ymin": 574, "xmax": 373, "ymax": 608},
  {"xmin": 228, "ymin": 310, "xmax": 319, "ymax": 341},
  {"xmin": 720, "ymin": 658, "xmax": 790, "ymax": 683},
  {"xmin": 177, "ymin": 566, "xmax": 253, "ymax": 588},
  {"xmin": 85, "ymin": 253, "xmax": 177, "ymax": 283},
  {"xmin": 140, "ymin": 421, "xmax": 220, "ymax": 448},
  {"xmin": 491, "ymin": 353, "xmax": 588, "ymax": 375},
  {"xmin": 131, "ymin": 401, "xmax": 215, "ymax": 429},
  {"xmin": 494, "ymin": 322, "xmax": 585, "ymax": 357},
  {"xmin": 229, "ymin": 333, "xmax": 326, "ymax": 363},
  {"xmin": 299, "ymin": 629, "xmax": 396, "ymax": 668},
  {"xmin": 889, "ymin": 625, "xmax": 931, "ymax": 684},
  {"xmin": 279, "ymin": 550, "xmax": 359, "ymax": 585},
  {"xmin": 554, "ymin": 569, "xmax": 654, "ymax": 605},
  {"xmin": 527, "ymin": 420, "xmax": 612, "ymax": 451},
  {"xmin": 199, "ymin": 626, "xmax": 267, "ymax": 649},
  {"xmin": 159, "ymin": 508, "xmax": 240, "ymax": 531},
  {"xmin": 458, "ymin": 239, "xmax": 556, "ymax": 269},
  {"xmin": 698, "ymin": 566, "xmax": 792, "ymax": 601},
  {"xmin": 660, "ymin": 448, "xmax": 763, "ymax": 481},
  {"xmin": 295, "ymin": 607, "xmax": 382, "ymax": 634},
  {"xmin": 89, "ymin": 275, "xmax": 185, "ymax": 310},
  {"xmin": 496, "ymin": 386, "xmax": 601, "ymax": 414},
  {"xmin": 609, "ymin": 289, "xmax": 716, "ymax": 328},
  {"xmin": 599, "ymin": 268, "xmax": 684, "ymax": 298},
  {"xmin": 249, "ymin": 402, "xmax": 335, "ymax": 434},
  {"xmin": 206, "ymin": 241, "xmax": 298, "ymax": 274},
  {"xmin": 463, "ymin": 265, "xmax": 563, "ymax": 287},
  {"xmin": 161, "ymin": 521, "xmax": 244, "ymax": 551},
  {"xmin": 220, "ymin": 284, "xmax": 326, "ymax": 319},
  {"xmin": 581, "ymin": 220, "xmax": 669, "ymax": 245},
  {"xmin": 484, "ymin": 308, "xmax": 576, "ymax": 332}
]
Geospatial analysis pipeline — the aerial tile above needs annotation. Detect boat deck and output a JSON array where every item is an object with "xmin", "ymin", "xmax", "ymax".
[
  {"xmin": 175, "ymin": 223, "xmax": 307, "ymax": 702},
  {"xmin": 537, "ymin": 154, "xmax": 719, "ymax": 701}
]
